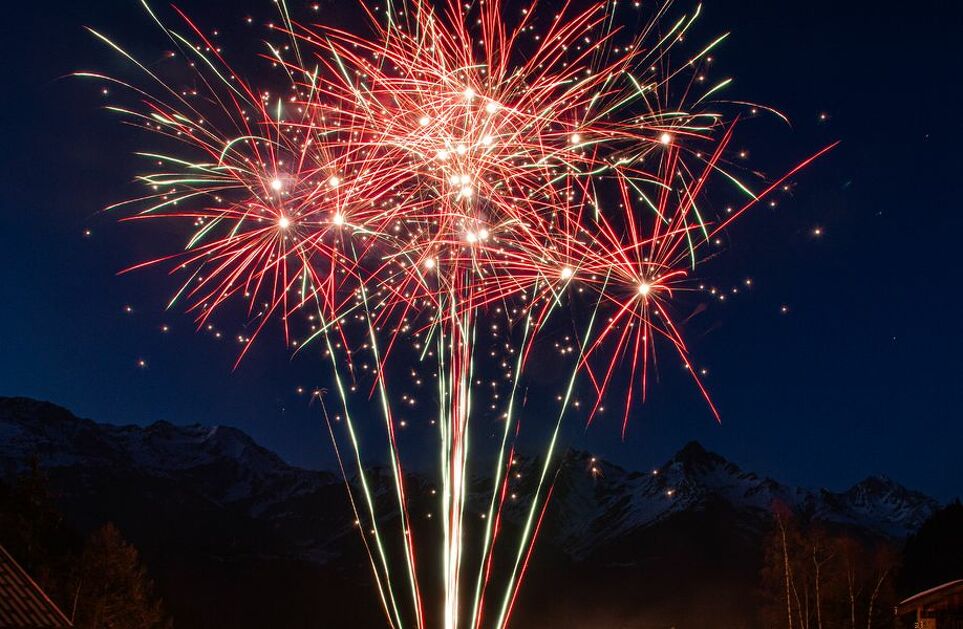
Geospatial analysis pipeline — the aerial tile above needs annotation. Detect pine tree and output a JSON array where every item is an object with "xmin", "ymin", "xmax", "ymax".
[
  {"xmin": 0, "ymin": 457, "xmax": 78, "ymax": 608},
  {"xmin": 0, "ymin": 457, "xmax": 67, "ymax": 570},
  {"xmin": 898, "ymin": 500, "xmax": 963, "ymax": 596},
  {"xmin": 71, "ymin": 523, "xmax": 170, "ymax": 629}
]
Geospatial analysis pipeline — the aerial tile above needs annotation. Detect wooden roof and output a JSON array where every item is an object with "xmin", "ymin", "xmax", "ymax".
[
  {"xmin": 0, "ymin": 544, "xmax": 72, "ymax": 628},
  {"xmin": 896, "ymin": 579, "xmax": 963, "ymax": 615}
]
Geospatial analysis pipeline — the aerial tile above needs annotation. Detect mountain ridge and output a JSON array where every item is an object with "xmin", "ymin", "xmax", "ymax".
[
  {"xmin": 0, "ymin": 397, "xmax": 938, "ymax": 537},
  {"xmin": 0, "ymin": 395, "xmax": 937, "ymax": 548},
  {"xmin": 0, "ymin": 395, "xmax": 942, "ymax": 628}
]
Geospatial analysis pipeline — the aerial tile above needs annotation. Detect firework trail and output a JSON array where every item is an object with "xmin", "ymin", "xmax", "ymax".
[{"xmin": 84, "ymin": 0, "xmax": 835, "ymax": 626}]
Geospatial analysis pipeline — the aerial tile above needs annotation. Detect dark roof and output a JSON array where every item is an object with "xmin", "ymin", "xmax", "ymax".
[
  {"xmin": 896, "ymin": 579, "xmax": 963, "ymax": 614},
  {"xmin": 0, "ymin": 545, "xmax": 72, "ymax": 628}
]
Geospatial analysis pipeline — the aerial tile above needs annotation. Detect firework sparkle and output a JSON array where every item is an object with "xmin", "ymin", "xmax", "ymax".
[{"xmin": 84, "ymin": 0, "xmax": 836, "ymax": 626}]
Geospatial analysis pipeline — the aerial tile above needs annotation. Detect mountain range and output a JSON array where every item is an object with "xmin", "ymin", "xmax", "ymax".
[{"xmin": 0, "ymin": 396, "xmax": 939, "ymax": 628}]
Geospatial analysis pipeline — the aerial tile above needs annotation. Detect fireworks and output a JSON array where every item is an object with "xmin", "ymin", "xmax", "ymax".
[{"xmin": 85, "ymin": 0, "xmax": 835, "ymax": 627}]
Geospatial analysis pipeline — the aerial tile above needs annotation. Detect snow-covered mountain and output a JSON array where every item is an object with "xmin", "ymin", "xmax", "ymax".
[
  {"xmin": 0, "ymin": 397, "xmax": 358, "ymax": 561},
  {"xmin": 0, "ymin": 396, "xmax": 938, "ymax": 563},
  {"xmin": 0, "ymin": 396, "xmax": 942, "ymax": 628},
  {"xmin": 546, "ymin": 442, "xmax": 935, "ymax": 558}
]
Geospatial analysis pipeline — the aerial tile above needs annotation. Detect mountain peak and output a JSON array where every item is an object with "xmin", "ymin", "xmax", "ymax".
[
  {"xmin": 668, "ymin": 440, "xmax": 732, "ymax": 473},
  {"xmin": 851, "ymin": 474, "xmax": 899, "ymax": 490},
  {"xmin": 676, "ymin": 440, "xmax": 710, "ymax": 459}
]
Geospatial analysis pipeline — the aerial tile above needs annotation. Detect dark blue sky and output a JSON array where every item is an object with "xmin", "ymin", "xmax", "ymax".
[{"xmin": 1, "ymin": 0, "xmax": 961, "ymax": 499}]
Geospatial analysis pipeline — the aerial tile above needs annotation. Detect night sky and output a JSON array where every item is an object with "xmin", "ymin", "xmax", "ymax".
[{"xmin": 1, "ymin": 0, "xmax": 961, "ymax": 500}]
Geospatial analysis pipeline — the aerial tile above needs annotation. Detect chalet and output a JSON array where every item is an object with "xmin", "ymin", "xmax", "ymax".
[
  {"xmin": 0, "ymin": 544, "xmax": 71, "ymax": 628},
  {"xmin": 897, "ymin": 579, "xmax": 963, "ymax": 629}
]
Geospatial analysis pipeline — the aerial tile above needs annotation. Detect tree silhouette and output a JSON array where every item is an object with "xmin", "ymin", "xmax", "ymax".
[
  {"xmin": 71, "ymin": 523, "xmax": 170, "ymax": 629},
  {"xmin": 898, "ymin": 500, "xmax": 963, "ymax": 596},
  {"xmin": 0, "ymin": 457, "xmax": 78, "ymax": 607},
  {"xmin": 0, "ymin": 458, "xmax": 64, "ymax": 566}
]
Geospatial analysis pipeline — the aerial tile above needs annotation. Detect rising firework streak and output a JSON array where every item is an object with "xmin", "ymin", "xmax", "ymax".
[{"xmin": 83, "ymin": 0, "xmax": 835, "ymax": 626}]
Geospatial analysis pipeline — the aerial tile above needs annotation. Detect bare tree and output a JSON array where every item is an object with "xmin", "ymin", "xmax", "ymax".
[
  {"xmin": 760, "ymin": 507, "xmax": 898, "ymax": 629},
  {"xmin": 776, "ymin": 510, "xmax": 794, "ymax": 629}
]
